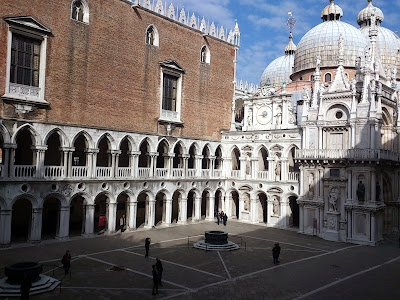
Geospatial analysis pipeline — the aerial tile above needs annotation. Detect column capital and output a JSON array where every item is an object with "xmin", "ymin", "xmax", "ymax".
[
  {"xmin": 109, "ymin": 150, "xmax": 121, "ymax": 155},
  {"xmin": 3, "ymin": 143, "xmax": 17, "ymax": 149},
  {"xmin": 149, "ymin": 152, "xmax": 159, "ymax": 157},
  {"xmin": 31, "ymin": 145, "xmax": 47, "ymax": 151},
  {"xmin": 60, "ymin": 147, "xmax": 75, "ymax": 152},
  {"xmin": 128, "ymin": 151, "xmax": 141, "ymax": 156},
  {"xmin": 87, "ymin": 148, "xmax": 99, "ymax": 154},
  {"xmin": 32, "ymin": 207, "xmax": 43, "ymax": 213},
  {"xmin": 195, "ymin": 155, "xmax": 204, "ymax": 159}
]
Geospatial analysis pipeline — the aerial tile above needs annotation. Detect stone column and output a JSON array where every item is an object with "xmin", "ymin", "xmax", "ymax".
[
  {"xmin": 299, "ymin": 166, "xmax": 305, "ymax": 195},
  {"xmin": 57, "ymin": 205, "xmax": 70, "ymax": 239},
  {"xmin": 149, "ymin": 153, "xmax": 158, "ymax": 177},
  {"xmin": 371, "ymin": 170, "xmax": 376, "ymax": 203},
  {"xmin": 179, "ymin": 198, "xmax": 187, "ymax": 224},
  {"xmin": 84, "ymin": 204, "xmax": 95, "ymax": 235},
  {"xmin": 29, "ymin": 208, "xmax": 43, "ymax": 242},
  {"xmin": 347, "ymin": 170, "xmax": 352, "ymax": 202},
  {"xmin": 0, "ymin": 209, "xmax": 12, "ymax": 245},
  {"xmin": 194, "ymin": 194, "xmax": 201, "ymax": 221},
  {"xmin": 165, "ymin": 198, "xmax": 172, "ymax": 225},
  {"xmin": 111, "ymin": 150, "xmax": 121, "ymax": 178},
  {"xmin": 146, "ymin": 200, "xmax": 156, "ymax": 228},
  {"xmin": 195, "ymin": 155, "xmax": 203, "ymax": 177},
  {"xmin": 107, "ymin": 202, "xmax": 117, "ymax": 233},
  {"xmin": 2, "ymin": 144, "xmax": 14, "ymax": 177},
  {"xmin": 210, "ymin": 156, "xmax": 216, "ymax": 178},
  {"xmin": 299, "ymin": 204, "xmax": 304, "ymax": 233},
  {"xmin": 33, "ymin": 145, "xmax": 47, "ymax": 178},
  {"xmin": 281, "ymin": 159, "xmax": 288, "ymax": 181},
  {"xmin": 8, "ymin": 144, "xmax": 17, "ymax": 177},
  {"xmin": 182, "ymin": 155, "xmax": 189, "ymax": 177},
  {"xmin": 318, "ymin": 167, "xmax": 324, "ymax": 201},
  {"xmin": 250, "ymin": 158, "xmax": 257, "ymax": 179},
  {"xmin": 250, "ymin": 197, "xmax": 257, "ymax": 223},
  {"xmin": 267, "ymin": 157, "xmax": 275, "ymax": 181},
  {"xmin": 61, "ymin": 147, "xmax": 74, "ymax": 178},
  {"xmin": 239, "ymin": 157, "xmax": 246, "ymax": 178},
  {"xmin": 223, "ymin": 157, "xmax": 231, "ymax": 178},
  {"xmin": 371, "ymin": 213, "xmax": 376, "ymax": 242},
  {"xmin": 87, "ymin": 149, "xmax": 99, "ymax": 178},
  {"xmin": 130, "ymin": 151, "xmax": 140, "ymax": 178},
  {"xmin": 207, "ymin": 195, "xmax": 215, "ymax": 220},
  {"xmin": 128, "ymin": 201, "xmax": 137, "ymax": 230}
]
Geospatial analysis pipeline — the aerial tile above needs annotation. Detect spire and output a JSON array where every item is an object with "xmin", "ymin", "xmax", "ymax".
[
  {"xmin": 357, "ymin": 0, "xmax": 384, "ymax": 28},
  {"xmin": 285, "ymin": 32, "xmax": 297, "ymax": 55},
  {"xmin": 233, "ymin": 20, "xmax": 240, "ymax": 46}
]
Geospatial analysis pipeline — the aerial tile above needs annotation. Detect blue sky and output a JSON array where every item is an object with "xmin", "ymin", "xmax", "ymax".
[{"xmin": 170, "ymin": 0, "xmax": 400, "ymax": 86}]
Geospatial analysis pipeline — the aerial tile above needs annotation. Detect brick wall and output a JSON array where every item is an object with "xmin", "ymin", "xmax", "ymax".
[{"xmin": 0, "ymin": 0, "xmax": 235, "ymax": 140}]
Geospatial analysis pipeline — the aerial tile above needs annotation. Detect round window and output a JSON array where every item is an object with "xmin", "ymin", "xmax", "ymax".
[{"xmin": 335, "ymin": 111, "xmax": 343, "ymax": 119}]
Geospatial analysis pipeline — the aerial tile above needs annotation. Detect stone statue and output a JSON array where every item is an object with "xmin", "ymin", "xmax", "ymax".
[
  {"xmin": 303, "ymin": 85, "xmax": 310, "ymax": 101},
  {"xmin": 275, "ymin": 160, "xmax": 281, "ymax": 180},
  {"xmin": 275, "ymin": 105, "xmax": 282, "ymax": 125},
  {"xmin": 328, "ymin": 187, "xmax": 339, "ymax": 212},
  {"xmin": 247, "ymin": 109, "xmax": 252, "ymax": 126},
  {"xmin": 287, "ymin": 103, "xmax": 296, "ymax": 124},
  {"xmin": 316, "ymin": 55, "xmax": 321, "ymax": 73},
  {"xmin": 308, "ymin": 173, "xmax": 314, "ymax": 198},
  {"xmin": 273, "ymin": 196, "xmax": 279, "ymax": 215},
  {"xmin": 245, "ymin": 153, "xmax": 251, "ymax": 175},
  {"xmin": 244, "ymin": 194, "xmax": 249, "ymax": 211},
  {"xmin": 357, "ymin": 181, "xmax": 365, "ymax": 202}
]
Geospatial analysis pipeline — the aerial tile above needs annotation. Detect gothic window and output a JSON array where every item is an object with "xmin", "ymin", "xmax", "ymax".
[
  {"xmin": 3, "ymin": 16, "xmax": 51, "ymax": 110},
  {"xmin": 325, "ymin": 73, "xmax": 332, "ymax": 82},
  {"xmin": 200, "ymin": 45, "xmax": 210, "ymax": 64},
  {"xmin": 71, "ymin": 0, "xmax": 89, "ymax": 23},
  {"xmin": 146, "ymin": 25, "xmax": 159, "ymax": 47}
]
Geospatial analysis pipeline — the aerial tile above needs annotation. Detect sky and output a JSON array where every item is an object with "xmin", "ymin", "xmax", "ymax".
[{"xmin": 170, "ymin": 0, "xmax": 400, "ymax": 86}]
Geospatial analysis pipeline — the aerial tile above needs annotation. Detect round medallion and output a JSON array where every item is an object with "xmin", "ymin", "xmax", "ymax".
[{"xmin": 256, "ymin": 106, "xmax": 272, "ymax": 125}]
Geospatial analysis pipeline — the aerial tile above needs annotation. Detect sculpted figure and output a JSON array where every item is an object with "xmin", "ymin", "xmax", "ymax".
[
  {"xmin": 328, "ymin": 188, "xmax": 339, "ymax": 212},
  {"xmin": 273, "ymin": 196, "xmax": 279, "ymax": 215},
  {"xmin": 357, "ymin": 181, "xmax": 365, "ymax": 202}
]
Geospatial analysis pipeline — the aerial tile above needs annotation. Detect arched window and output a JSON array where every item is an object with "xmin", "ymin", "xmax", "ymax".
[
  {"xmin": 325, "ymin": 73, "xmax": 332, "ymax": 82},
  {"xmin": 146, "ymin": 25, "xmax": 159, "ymax": 46},
  {"xmin": 200, "ymin": 46, "xmax": 210, "ymax": 64},
  {"xmin": 71, "ymin": 0, "xmax": 89, "ymax": 23}
]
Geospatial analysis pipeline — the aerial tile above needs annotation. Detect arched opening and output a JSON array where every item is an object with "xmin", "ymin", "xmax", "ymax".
[
  {"xmin": 258, "ymin": 147, "xmax": 269, "ymax": 179},
  {"xmin": 44, "ymin": 132, "xmax": 63, "ymax": 178},
  {"xmin": 119, "ymin": 138, "xmax": 131, "ymax": 168},
  {"xmin": 42, "ymin": 197, "xmax": 60, "ymax": 239},
  {"xmin": 288, "ymin": 147, "xmax": 300, "ymax": 172},
  {"xmin": 230, "ymin": 191, "xmax": 239, "ymax": 219},
  {"xmin": 171, "ymin": 191, "xmax": 181, "ymax": 223},
  {"xmin": 289, "ymin": 196, "xmax": 299, "ymax": 227},
  {"xmin": 231, "ymin": 148, "xmax": 240, "ymax": 174},
  {"xmin": 145, "ymin": 25, "xmax": 159, "ymax": 46},
  {"xmin": 71, "ymin": 0, "xmax": 84, "ymax": 22},
  {"xmin": 69, "ymin": 195, "xmax": 85, "ymax": 236},
  {"xmin": 258, "ymin": 193, "xmax": 268, "ymax": 223},
  {"xmin": 324, "ymin": 73, "xmax": 332, "ymax": 82},
  {"xmin": 94, "ymin": 194, "xmax": 108, "ymax": 234},
  {"xmin": 201, "ymin": 191, "xmax": 208, "ymax": 219},
  {"xmin": 136, "ymin": 193, "xmax": 147, "ymax": 228},
  {"xmin": 15, "ymin": 128, "xmax": 35, "ymax": 166},
  {"xmin": 187, "ymin": 190, "xmax": 195, "ymax": 221},
  {"xmin": 188, "ymin": 144, "xmax": 196, "ymax": 175},
  {"xmin": 138, "ymin": 140, "xmax": 150, "ymax": 177},
  {"xmin": 215, "ymin": 190, "xmax": 223, "ymax": 214},
  {"xmin": 200, "ymin": 45, "xmax": 210, "ymax": 64},
  {"xmin": 116, "ymin": 193, "xmax": 128, "ymax": 232},
  {"xmin": 96, "ymin": 136, "xmax": 111, "ymax": 177},
  {"xmin": 155, "ymin": 192, "xmax": 165, "ymax": 226},
  {"xmin": 72, "ymin": 134, "xmax": 88, "ymax": 177},
  {"xmin": 202, "ymin": 146, "xmax": 210, "ymax": 176},
  {"xmin": 215, "ymin": 146, "xmax": 222, "ymax": 170},
  {"xmin": 11, "ymin": 198, "xmax": 32, "ymax": 242},
  {"xmin": 156, "ymin": 140, "xmax": 169, "ymax": 176},
  {"xmin": 173, "ymin": 143, "xmax": 184, "ymax": 177}
]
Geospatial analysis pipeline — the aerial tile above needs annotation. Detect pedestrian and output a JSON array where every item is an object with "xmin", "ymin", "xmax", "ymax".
[
  {"xmin": 152, "ymin": 264, "xmax": 159, "ymax": 295},
  {"xmin": 20, "ymin": 273, "xmax": 31, "ymax": 300},
  {"xmin": 156, "ymin": 258, "xmax": 163, "ymax": 286},
  {"xmin": 145, "ymin": 237, "xmax": 151, "ymax": 258},
  {"xmin": 61, "ymin": 250, "xmax": 71, "ymax": 275},
  {"xmin": 223, "ymin": 213, "xmax": 228, "ymax": 226},
  {"xmin": 120, "ymin": 214, "xmax": 126, "ymax": 232},
  {"xmin": 217, "ymin": 210, "xmax": 220, "ymax": 225},
  {"xmin": 220, "ymin": 211, "xmax": 224, "ymax": 224},
  {"xmin": 272, "ymin": 243, "xmax": 281, "ymax": 265}
]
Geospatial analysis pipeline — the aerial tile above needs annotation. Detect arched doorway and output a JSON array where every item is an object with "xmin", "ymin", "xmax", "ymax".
[
  {"xmin": 155, "ymin": 192, "xmax": 165, "ymax": 226},
  {"xmin": 69, "ymin": 195, "xmax": 85, "ymax": 236},
  {"xmin": 201, "ymin": 191, "xmax": 208, "ymax": 219},
  {"xmin": 116, "ymin": 193, "xmax": 128, "ymax": 232},
  {"xmin": 94, "ymin": 194, "xmax": 108, "ymax": 233},
  {"xmin": 230, "ymin": 191, "xmax": 239, "ymax": 219},
  {"xmin": 136, "ymin": 193, "xmax": 147, "ymax": 228},
  {"xmin": 44, "ymin": 131, "xmax": 63, "ymax": 178},
  {"xmin": 187, "ymin": 191, "xmax": 195, "ymax": 221},
  {"xmin": 171, "ymin": 191, "xmax": 180, "ymax": 223},
  {"xmin": 258, "ymin": 193, "xmax": 268, "ymax": 223},
  {"xmin": 215, "ymin": 190, "xmax": 223, "ymax": 214},
  {"xmin": 289, "ymin": 196, "xmax": 299, "ymax": 227},
  {"xmin": 42, "ymin": 197, "xmax": 60, "ymax": 239},
  {"xmin": 11, "ymin": 198, "xmax": 32, "ymax": 242}
]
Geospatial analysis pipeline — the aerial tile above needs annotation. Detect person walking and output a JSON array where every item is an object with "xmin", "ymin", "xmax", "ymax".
[
  {"xmin": 120, "ymin": 215, "xmax": 126, "ymax": 232},
  {"xmin": 217, "ymin": 210, "xmax": 220, "ymax": 225},
  {"xmin": 272, "ymin": 243, "xmax": 281, "ymax": 265},
  {"xmin": 20, "ymin": 273, "xmax": 31, "ymax": 300},
  {"xmin": 152, "ymin": 265, "xmax": 159, "ymax": 295},
  {"xmin": 223, "ymin": 213, "xmax": 228, "ymax": 226},
  {"xmin": 61, "ymin": 250, "xmax": 71, "ymax": 275},
  {"xmin": 145, "ymin": 237, "xmax": 151, "ymax": 258},
  {"xmin": 156, "ymin": 258, "xmax": 163, "ymax": 286}
]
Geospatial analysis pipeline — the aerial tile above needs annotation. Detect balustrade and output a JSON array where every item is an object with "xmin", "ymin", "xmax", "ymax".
[
  {"xmin": 117, "ymin": 167, "xmax": 132, "ymax": 178},
  {"xmin": 187, "ymin": 169, "xmax": 196, "ymax": 177},
  {"xmin": 13, "ymin": 165, "xmax": 37, "ymax": 178},
  {"xmin": 296, "ymin": 149, "xmax": 400, "ymax": 161},
  {"xmin": 230, "ymin": 170, "xmax": 240, "ymax": 178},
  {"xmin": 44, "ymin": 166, "xmax": 65, "ymax": 179},
  {"xmin": 257, "ymin": 171, "xmax": 269, "ymax": 180},
  {"xmin": 213, "ymin": 169, "xmax": 222, "ymax": 178},
  {"xmin": 138, "ymin": 167, "xmax": 151, "ymax": 178},
  {"xmin": 288, "ymin": 172, "xmax": 299, "ymax": 181},
  {"xmin": 201, "ymin": 169, "xmax": 211, "ymax": 178},
  {"xmin": 96, "ymin": 167, "xmax": 112, "ymax": 178},
  {"xmin": 155, "ymin": 168, "xmax": 168, "ymax": 177},
  {"xmin": 172, "ymin": 168, "xmax": 184, "ymax": 178},
  {"xmin": 71, "ymin": 166, "xmax": 88, "ymax": 178}
]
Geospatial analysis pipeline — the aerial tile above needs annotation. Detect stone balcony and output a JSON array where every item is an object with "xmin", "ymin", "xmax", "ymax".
[{"xmin": 295, "ymin": 149, "xmax": 400, "ymax": 162}]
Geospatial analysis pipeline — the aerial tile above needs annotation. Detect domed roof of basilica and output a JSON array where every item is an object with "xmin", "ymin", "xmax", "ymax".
[
  {"xmin": 293, "ymin": 0, "xmax": 368, "ymax": 74},
  {"xmin": 260, "ymin": 33, "xmax": 296, "ymax": 88},
  {"xmin": 357, "ymin": 0, "xmax": 384, "ymax": 27}
]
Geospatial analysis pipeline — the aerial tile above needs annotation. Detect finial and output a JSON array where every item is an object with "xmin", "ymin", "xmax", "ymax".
[{"xmin": 286, "ymin": 12, "xmax": 296, "ymax": 32}]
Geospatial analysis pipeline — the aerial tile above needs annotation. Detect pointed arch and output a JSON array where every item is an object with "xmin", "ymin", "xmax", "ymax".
[
  {"xmin": 11, "ymin": 123, "xmax": 40, "ymax": 145},
  {"xmin": 71, "ymin": 0, "xmax": 90, "ymax": 23},
  {"xmin": 145, "ymin": 24, "xmax": 159, "ymax": 47},
  {"xmin": 71, "ymin": 130, "xmax": 94, "ymax": 149},
  {"xmin": 95, "ymin": 133, "xmax": 115, "ymax": 150},
  {"xmin": 43, "ymin": 127, "xmax": 69, "ymax": 147},
  {"xmin": 200, "ymin": 45, "xmax": 210, "ymax": 64}
]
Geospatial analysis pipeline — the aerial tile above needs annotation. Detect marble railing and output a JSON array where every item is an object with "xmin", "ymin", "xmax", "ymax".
[
  {"xmin": 13, "ymin": 165, "xmax": 36, "ymax": 178},
  {"xmin": 295, "ymin": 149, "xmax": 400, "ymax": 161},
  {"xmin": 44, "ymin": 166, "xmax": 65, "ymax": 179},
  {"xmin": 288, "ymin": 172, "xmax": 299, "ymax": 181}
]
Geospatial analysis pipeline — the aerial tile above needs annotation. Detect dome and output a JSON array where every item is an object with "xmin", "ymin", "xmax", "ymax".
[
  {"xmin": 360, "ymin": 26, "xmax": 400, "ymax": 78},
  {"xmin": 293, "ymin": 21, "xmax": 368, "ymax": 74},
  {"xmin": 357, "ymin": 0, "xmax": 384, "ymax": 28},
  {"xmin": 260, "ymin": 55, "xmax": 294, "ymax": 88},
  {"xmin": 321, "ymin": 0, "xmax": 343, "ymax": 21}
]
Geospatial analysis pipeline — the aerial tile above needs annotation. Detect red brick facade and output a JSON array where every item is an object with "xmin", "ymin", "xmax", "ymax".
[{"xmin": 0, "ymin": 0, "xmax": 235, "ymax": 140}]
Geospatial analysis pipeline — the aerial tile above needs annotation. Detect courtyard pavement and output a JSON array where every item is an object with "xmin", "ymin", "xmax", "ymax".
[{"xmin": 1, "ymin": 220, "xmax": 399, "ymax": 300}]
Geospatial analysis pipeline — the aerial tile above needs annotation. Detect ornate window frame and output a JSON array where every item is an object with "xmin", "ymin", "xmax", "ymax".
[
  {"xmin": 2, "ymin": 16, "xmax": 51, "ymax": 113},
  {"xmin": 200, "ymin": 45, "xmax": 210, "ymax": 64},
  {"xmin": 145, "ymin": 25, "xmax": 159, "ymax": 47}
]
